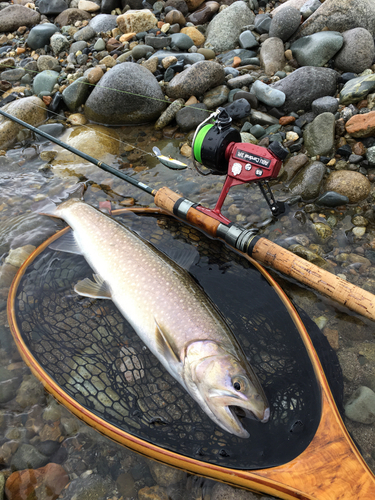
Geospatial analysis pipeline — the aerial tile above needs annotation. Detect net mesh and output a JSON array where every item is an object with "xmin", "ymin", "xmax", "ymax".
[{"xmin": 14, "ymin": 212, "xmax": 323, "ymax": 469}]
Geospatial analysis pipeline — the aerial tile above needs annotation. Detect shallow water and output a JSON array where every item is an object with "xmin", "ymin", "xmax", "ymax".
[{"xmin": 1, "ymin": 122, "xmax": 375, "ymax": 499}]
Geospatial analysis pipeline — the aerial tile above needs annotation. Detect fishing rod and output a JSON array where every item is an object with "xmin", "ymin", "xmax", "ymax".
[{"xmin": 1, "ymin": 106, "xmax": 375, "ymax": 322}]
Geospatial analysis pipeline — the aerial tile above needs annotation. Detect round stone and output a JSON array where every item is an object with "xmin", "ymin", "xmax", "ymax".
[
  {"xmin": 324, "ymin": 170, "xmax": 371, "ymax": 203},
  {"xmin": 26, "ymin": 23, "xmax": 59, "ymax": 50},
  {"xmin": 269, "ymin": 6, "xmax": 301, "ymax": 41},
  {"xmin": 291, "ymin": 31, "xmax": 344, "ymax": 67}
]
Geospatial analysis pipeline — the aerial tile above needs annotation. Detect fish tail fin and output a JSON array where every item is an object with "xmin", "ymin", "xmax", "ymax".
[{"xmin": 32, "ymin": 183, "xmax": 86, "ymax": 217}]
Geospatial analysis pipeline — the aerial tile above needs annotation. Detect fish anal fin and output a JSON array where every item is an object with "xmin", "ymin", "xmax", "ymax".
[
  {"xmin": 155, "ymin": 319, "xmax": 181, "ymax": 366},
  {"xmin": 49, "ymin": 230, "xmax": 82, "ymax": 255},
  {"xmin": 74, "ymin": 274, "xmax": 112, "ymax": 299}
]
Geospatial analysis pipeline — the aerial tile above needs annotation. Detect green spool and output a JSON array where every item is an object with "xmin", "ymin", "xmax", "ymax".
[{"xmin": 193, "ymin": 124, "xmax": 213, "ymax": 164}]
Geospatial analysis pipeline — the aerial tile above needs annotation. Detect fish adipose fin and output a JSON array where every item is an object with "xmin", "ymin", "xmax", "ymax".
[
  {"xmin": 155, "ymin": 319, "xmax": 181, "ymax": 366},
  {"xmin": 74, "ymin": 274, "xmax": 112, "ymax": 299},
  {"xmin": 49, "ymin": 230, "xmax": 82, "ymax": 255}
]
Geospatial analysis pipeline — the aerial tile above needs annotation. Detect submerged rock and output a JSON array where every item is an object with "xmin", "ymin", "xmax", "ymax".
[{"xmin": 84, "ymin": 62, "xmax": 167, "ymax": 124}]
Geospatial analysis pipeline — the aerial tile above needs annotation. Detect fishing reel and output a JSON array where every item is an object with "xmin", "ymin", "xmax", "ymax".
[{"xmin": 191, "ymin": 107, "xmax": 288, "ymax": 224}]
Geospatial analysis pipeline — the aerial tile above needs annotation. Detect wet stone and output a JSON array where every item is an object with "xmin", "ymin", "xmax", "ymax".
[
  {"xmin": 218, "ymin": 49, "xmax": 257, "ymax": 66},
  {"xmin": 289, "ymin": 161, "xmax": 326, "ymax": 200},
  {"xmin": 316, "ymin": 191, "xmax": 349, "ymax": 207},
  {"xmin": 155, "ymin": 98, "xmax": 184, "ymax": 130},
  {"xmin": 224, "ymin": 98, "xmax": 251, "ymax": 120},
  {"xmin": 10, "ymin": 444, "xmax": 48, "ymax": 471},
  {"xmin": 203, "ymin": 85, "xmax": 229, "ymax": 108},
  {"xmin": 324, "ymin": 170, "xmax": 371, "ymax": 203},
  {"xmin": 340, "ymin": 74, "xmax": 375, "ymax": 105}
]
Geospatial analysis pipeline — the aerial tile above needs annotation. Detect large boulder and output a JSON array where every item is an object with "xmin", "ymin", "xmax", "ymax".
[
  {"xmin": 84, "ymin": 62, "xmax": 167, "ymax": 124},
  {"xmin": 0, "ymin": 5, "xmax": 40, "ymax": 32},
  {"xmin": 270, "ymin": 67, "xmax": 338, "ymax": 113},
  {"xmin": 204, "ymin": 1, "xmax": 255, "ymax": 53},
  {"xmin": 292, "ymin": 0, "xmax": 375, "ymax": 39}
]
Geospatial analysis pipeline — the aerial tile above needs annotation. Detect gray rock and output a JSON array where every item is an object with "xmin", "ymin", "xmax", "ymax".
[
  {"xmin": 205, "ymin": 1, "xmax": 255, "ymax": 53},
  {"xmin": 290, "ymin": 161, "xmax": 326, "ymax": 200},
  {"xmin": 224, "ymin": 67, "xmax": 239, "ymax": 77},
  {"xmin": 176, "ymin": 103, "xmax": 209, "ymax": 131},
  {"xmin": 152, "ymin": 50, "xmax": 205, "ymax": 64},
  {"xmin": 55, "ymin": 8, "xmax": 91, "ymax": 27},
  {"xmin": 345, "ymin": 386, "xmax": 375, "ymax": 424},
  {"xmin": 26, "ymin": 23, "xmax": 59, "ymax": 50},
  {"xmin": 94, "ymin": 38, "xmax": 106, "ymax": 51},
  {"xmin": 74, "ymin": 25, "xmax": 96, "ymax": 42},
  {"xmin": 166, "ymin": 60, "xmax": 224, "ymax": 99},
  {"xmin": 35, "ymin": 0, "xmax": 68, "ymax": 15},
  {"xmin": 254, "ymin": 14, "xmax": 271, "ymax": 34},
  {"xmin": 260, "ymin": 37, "xmax": 286, "ymax": 75},
  {"xmin": 155, "ymin": 98, "xmax": 185, "ymax": 130},
  {"xmin": 366, "ymin": 145, "xmax": 375, "ymax": 165},
  {"xmin": 269, "ymin": 6, "xmax": 301, "ymax": 41},
  {"xmin": 70, "ymin": 41, "xmax": 88, "ymax": 54},
  {"xmin": 227, "ymin": 74, "xmax": 254, "ymax": 89},
  {"xmin": 62, "ymin": 77, "xmax": 91, "ymax": 112},
  {"xmin": 234, "ymin": 91, "xmax": 258, "ymax": 109},
  {"xmin": 293, "ymin": 0, "xmax": 375, "ymax": 40},
  {"xmin": 145, "ymin": 35, "xmax": 171, "ymax": 49},
  {"xmin": 316, "ymin": 191, "xmax": 349, "ymax": 207},
  {"xmin": 0, "ymin": 367, "xmax": 21, "ymax": 403},
  {"xmin": 334, "ymin": 28, "xmax": 375, "ymax": 74},
  {"xmin": 239, "ymin": 31, "xmax": 259, "ymax": 50},
  {"xmin": 131, "ymin": 44, "xmax": 154, "ymax": 60},
  {"xmin": 203, "ymin": 85, "xmax": 230, "ymax": 108},
  {"xmin": 250, "ymin": 124, "xmax": 266, "ymax": 138},
  {"xmin": 50, "ymin": 33, "xmax": 70, "ymax": 56},
  {"xmin": 0, "ymin": 5, "xmax": 40, "ymax": 32},
  {"xmin": 217, "ymin": 49, "xmax": 257, "ymax": 66},
  {"xmin": 171, "ymin": 33, "xmax": 194, "ymax": 50},
  {"xmin": 300, "ymin": 0, "xmax": 321, "ymax": 19},
  {"xmin": 291, "ymin": 31, "xmax": 343, "ymax": 67},
  {"xmin": 272, "ymin": 0, "xmax": 307, "ymax": 18},
  {"xmin": 271, "ymin": 66, "xmax": 338, "ymax": 113},
  {"xmin": 1, "ymin": 68, "xmax": 25, "ymax": 82},
  {"xmin": 250, "ymin": 110, "xmax": 279, "ymax": 126},
  {"xmin": 84, "ymin": 62, "xmax": 167, "ymax": 125},
  {"xmin": 224, "ymin": 98, "xmax": 251, "ymax": 120},
  {"xmin": 89, "ymin": 14, "xmax": 118, "ymax": 33},
  {"xmin": 304, "ymin": 112, "xmax": 335, "ymax": 156},
  {"xmin": 251, "ymin": 80, "xmax": 285, "ymax": 107},
  {"xmin": 312, "ymin": 96, "xmax": 338, "ymax": 115},
  {"xmin": 10, "ymin": 444, "xmax": 48, "ymax": 471},
  {"xmin": 339, "ymin": 74, "xmax": 375, "ymax": 105},
  {"xmin": 33, "ymin": 70, "xmax": 60, "ymax": 95},
  {"xmin": 59, "ymin": 474, "xmax": 114, "ymax": 500},
  {"xmin": 77, "ymin": 53, "xmax": 88, "ymax": 65}
]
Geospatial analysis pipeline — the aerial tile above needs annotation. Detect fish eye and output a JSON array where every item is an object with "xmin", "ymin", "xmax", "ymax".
[{"xmin": 234, "ymin": 382, "xmax": 241, "ymax": 391}]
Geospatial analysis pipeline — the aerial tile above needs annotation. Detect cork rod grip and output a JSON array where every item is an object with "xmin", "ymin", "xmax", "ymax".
[
  {"xmin": 251, "ymin": 237, "xmax": 375, "ymax": 322},
  {"xmin": 154, "ymin": 187, "xmax": 221, "ymax": 238}
]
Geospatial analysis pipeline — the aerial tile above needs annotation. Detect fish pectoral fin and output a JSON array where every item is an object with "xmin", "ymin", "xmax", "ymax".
[
  {"xmin": 155, "ymin": 319, "xmax": 181, "ymax": 366},
  {"xmin": 49, "ymin": 229, "xmax": 82, "ymax": 255},
  {"xmin": 74, "ymin": 274, "xmax": 112, "ymax": 299}
]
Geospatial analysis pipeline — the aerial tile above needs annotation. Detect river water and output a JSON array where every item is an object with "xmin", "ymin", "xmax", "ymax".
[{"xmin": 1, "ymin": 120, "xmax": 375, "ymax": 498}]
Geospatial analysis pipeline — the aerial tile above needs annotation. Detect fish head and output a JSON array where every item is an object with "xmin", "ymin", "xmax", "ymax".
[{"xmin": 188, "ymin": 344, "xmax": 269, "ymax": 438}]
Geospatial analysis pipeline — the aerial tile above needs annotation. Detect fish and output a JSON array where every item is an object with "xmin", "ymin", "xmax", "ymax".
[{"xmin": 43, "ymin": 199, "xmax": 269, "ymax": 438}]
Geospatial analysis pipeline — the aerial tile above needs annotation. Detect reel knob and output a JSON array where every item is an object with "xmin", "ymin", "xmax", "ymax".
[{"xmin": 268, "ymin": 141, "xmax": 289, "ymax": 161}]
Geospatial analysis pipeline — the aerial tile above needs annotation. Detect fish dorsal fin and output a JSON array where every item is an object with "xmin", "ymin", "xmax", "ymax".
[
  {"xmin": 155, "ymin": 319, "xmax": 181, "ymax": 366},
  {"xmin": 49, "ymin": 230, "xmax": 82, "ymax": 255},
  {"xmin": 74, "ymin": 274, "xmax": 112, "ymax": 299}
]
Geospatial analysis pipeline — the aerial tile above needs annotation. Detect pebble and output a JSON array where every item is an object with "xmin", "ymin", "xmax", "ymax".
[
  {"xmin": 62, "ymin": 77, "xmax": 91, "ymax": 112},
  {"xmin": 269, "ymin": 6, "xmax": 301, "ymax": 42},
  {"xmin": 289, "ymin": 161, "xmax": 326, "ymax": 200},
  {"xmin": 205, "ymin": 1, "xmax": 255, "ymax": 53},
  {"xmin": 239, "ymin": 31, "xmax": 259, "ymax": 50},
  {"xmin": 291, "ymin": 31, "xmax": 343, "ymax": 67},
  {"xmin": 166, "ymin": 60, "xmax": 224, "ymax": 99},
  {"xmin": 227, "ymin": 74, "xmax": 253, "ymax": 90},
  {"xmin": 73, "ymin": 25, "xmax": 96, "ymax": 42},
  {"xmin": 345, "ymin": 111, "xmax": 375, "ymax": 138},
  {"xmin": 345, "ymin": 386, "xmax": 375, "ymax": 424},
  {"xmin": 311, "ymin": 96, "xmax": 339, "ymax": 115},
  {"xmin": 316, "ymin": 191, "xmax": 349, "ymax": 207},
  {"xmin": 33, "ymin": 70, "xmax": 60, "ymax": 96},
  {"xmin": 170, "ymin": 33, "xmax": 194, "ymax": 50},
  {"xmin": 175, "ymin": 102, "xmax": 208, "ymax": 131},
  {"xmin": 180, "ymin": 27, "xmax": 205, "ymax": 46},
  {"xmin": 271, "ymin": 67, "xmax": 338, "ymax": 113},
  {"xmin": 50, "ymin": 33, "xmax": 70, "ymax": 56},
  {"xmin": 325, "ymin": 170, "xmax": 371, "ymax": 203},
  {"xmin": 155, "ymin": 98, "xmax": 185, "ymax": 130},
  {"xmin": 117, "ymin": 10, "xmax": 158, "ymax": 35},
  {"xmin": 260, "ymin": 37, "xmax": 286, "ymax": 76},
  {"xmin": 186, "ymin": 1, "xmax": 219, "ymax": 25},
  {"xmin": 254, "ymin": 14, "xmax": 272, "ymax": 35},
  {"xmin": 304, "ymin": 112, "xmax": 335, "ymax": 156},
  {"xmin": 224, "ymin": 98, "xmax": 251, "ymax": 120},
  {"xmin": 251, "ymin": 80, "xmax": 285, "ymax": 107},
  {"xmin": 26, "ymin": 23, "xmax": 59, "ymax": 50},
  {"xmin": 203, "ymin": 84, "xmax": 229, "ymax": 108}
]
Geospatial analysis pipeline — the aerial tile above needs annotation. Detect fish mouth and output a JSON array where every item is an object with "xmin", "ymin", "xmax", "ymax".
[{"xmin": 229, "ymin": 404, "xmax": 270, "ymax": 425}]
